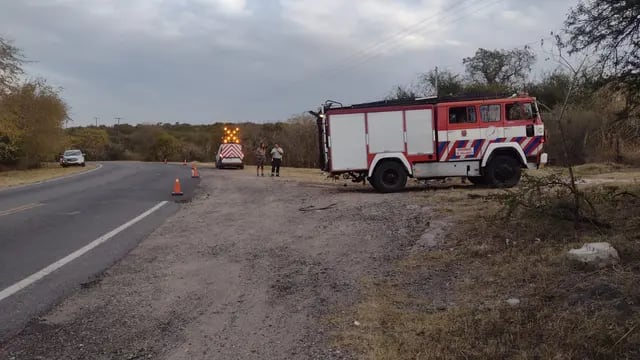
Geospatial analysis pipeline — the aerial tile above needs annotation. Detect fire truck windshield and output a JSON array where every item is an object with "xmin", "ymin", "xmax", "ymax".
[
  {"xmin": 533, "ymin": 101, "xmax": 543, "ymax": 122},
  {"xmin": 523, "ymin": 103, "xmax": 534, "ymax": 119}
]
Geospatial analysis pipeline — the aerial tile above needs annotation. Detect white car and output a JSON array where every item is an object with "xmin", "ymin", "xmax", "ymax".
[{"xmin": 60, "ymin": 149, "xmax": 86, "ymax": 167}]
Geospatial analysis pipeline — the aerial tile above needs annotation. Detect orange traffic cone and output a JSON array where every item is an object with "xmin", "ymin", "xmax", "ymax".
[
  {"xmin": 171, "ymin": 178, "xmax": 183, "ymax": 196},
  {"xmin": 191, "ymin": 166, "xmax": 200, "ymax": 178}
]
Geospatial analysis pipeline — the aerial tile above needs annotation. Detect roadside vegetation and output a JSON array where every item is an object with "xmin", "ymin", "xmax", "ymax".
[
  {"xmin": 0, "ymin": 162, "xmax": 96, "ymax": 188},
  {"xmin": 0, "ymin": 38, "xmax": 69, "ymax": 171}
]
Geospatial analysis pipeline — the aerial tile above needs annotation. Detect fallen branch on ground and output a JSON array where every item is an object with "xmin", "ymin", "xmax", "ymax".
[{"xmin": 299, "ymin": 203, "xmax": 337, "ymax": 212}]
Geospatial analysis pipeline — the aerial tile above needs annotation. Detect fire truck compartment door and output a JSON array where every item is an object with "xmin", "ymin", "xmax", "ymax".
[
  {"xmin": 367, "ymin": 111, "xmax": 404, "ymax": 153},
  {"xmin": 328, "ymin": 113, "xmax": 368, "ymax": 171},
  {"xmin": 405, "ymin": 109, "xmax": 434, "ymax": 155}
]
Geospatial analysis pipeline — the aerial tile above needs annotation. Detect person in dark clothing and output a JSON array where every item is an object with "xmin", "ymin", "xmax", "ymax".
[{"xmin": 270, "ymin": 143, "xmax": 284, "ymax": 177}]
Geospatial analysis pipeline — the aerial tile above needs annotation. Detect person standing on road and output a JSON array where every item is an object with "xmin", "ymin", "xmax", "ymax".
[
  {"xmin": 255, "ymin": 142, "xmax": 267, "ymax": 177},
  {"xmin": 270, "ymin": 143, "xmax": 284, "ymax": 177}
]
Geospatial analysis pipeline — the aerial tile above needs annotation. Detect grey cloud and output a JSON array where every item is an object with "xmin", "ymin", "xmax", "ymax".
[{"xmin": 0, "ymin": 0, "xmax": 576, "ymax": 125}]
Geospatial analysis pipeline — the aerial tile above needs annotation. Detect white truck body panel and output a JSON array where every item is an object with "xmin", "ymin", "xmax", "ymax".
[
  {"xmin": 367, "ymin": 111, "xmax": 404, "ymax": 153},
  {"xmin": 405, "ymin": 109, "xmax": 434, "ymax": 155},
  {"xmin": 413, "ymin": 160, "xmax": 481, "ymax": 178},
  {"xmin": 328, "ymin": 113, "xmax": 368, "ymax": 171}
]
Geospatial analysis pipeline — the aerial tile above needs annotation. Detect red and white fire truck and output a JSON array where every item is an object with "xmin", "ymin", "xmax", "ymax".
[{"xmin": 310, "ymin": 94, "xmax": 548, "ymax": 193}]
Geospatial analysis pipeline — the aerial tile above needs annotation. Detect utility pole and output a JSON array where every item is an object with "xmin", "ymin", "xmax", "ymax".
[
  {"xmin": 434, "ymin": 66, "xmax": 439, "ymax": 98},
  {"xmin": 94, "ymin": 116, "xmax": 99, "ymax": 127},
  {"xmin": 114, "ymin": 117, "xmax": 123, "ymax": 145}
]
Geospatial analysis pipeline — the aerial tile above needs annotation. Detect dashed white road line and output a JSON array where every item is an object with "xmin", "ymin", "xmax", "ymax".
[{"xmin": 0, "ymin": 200, "xmax": 168, "ymax": 302}]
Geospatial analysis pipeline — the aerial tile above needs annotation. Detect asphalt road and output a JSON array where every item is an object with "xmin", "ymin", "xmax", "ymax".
[{"xmin": 0, "ymin": 161, "xmax": 200, "ymax": 340}]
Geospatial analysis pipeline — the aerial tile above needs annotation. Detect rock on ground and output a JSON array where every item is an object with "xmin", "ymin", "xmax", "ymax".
[{"xmin": 566, "ymin": 242, "xmax": 620, "ymax": 269}]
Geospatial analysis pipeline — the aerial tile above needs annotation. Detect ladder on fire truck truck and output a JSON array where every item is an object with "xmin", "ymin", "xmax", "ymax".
[{"xmin": 323, "ymin": 93, "xmax": 517, "ymax": 111}]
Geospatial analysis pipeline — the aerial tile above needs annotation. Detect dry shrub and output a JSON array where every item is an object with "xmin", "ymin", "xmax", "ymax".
[
  {"xmin": 543, "ymin": 107, "xmax": 602, "ymax": 165},
  {"xmin": 542, "ymin": 87, "xmax": 640, "ymax": 166},
  {"xmin": 332, "ymin": 183, "xmax": 640, "ymax": 359},
  {"xmin": 490, "ymin": 171, "xmax": 606, "ymax": 232}
]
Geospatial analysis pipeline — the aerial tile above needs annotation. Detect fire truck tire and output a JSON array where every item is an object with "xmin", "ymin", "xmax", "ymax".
[
  {"xmin": 483, "ymin": 154, "xmax": 521, "ymax": 188},
  {"xmin": 370, "ymin": 161, "xmax": 407, "ymax": 193}
]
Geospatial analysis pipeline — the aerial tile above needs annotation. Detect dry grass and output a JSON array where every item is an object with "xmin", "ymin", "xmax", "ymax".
[
  {"xmin": 0, "ymin": 163, "xmax": 96, "ymax": 189},
  {"xmin": 331, "ymin": 179, "xmax": 640, "ymax": 359},
  {"xmin": 191, "ymin": 161, "xmax": 348, "ymax": 185},
  {"xmin": 528, "ymin": 165, "xmax": 640, "ymax": 187},
  {"xmin": 571, "ymin": 162, "xmax": 637, "ymax": 176},
  {"xmin": 242, "ymin": 165, "xmax": 329, "ymax": 182}
]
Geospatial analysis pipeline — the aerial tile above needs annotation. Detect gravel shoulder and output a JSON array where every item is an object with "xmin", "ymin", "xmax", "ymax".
[{"xmin": 0, "ymin": 168, "xmax": 440, "ymax": 360}]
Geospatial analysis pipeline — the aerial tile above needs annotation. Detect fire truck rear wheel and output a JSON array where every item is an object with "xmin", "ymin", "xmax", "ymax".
[
  {"xmin": 484, "ymin": 154, "xmax": 521, "ymax": 188},
  {"xmin": 371, "ymin": 161, "xmax": 407, "ymax": 193}
]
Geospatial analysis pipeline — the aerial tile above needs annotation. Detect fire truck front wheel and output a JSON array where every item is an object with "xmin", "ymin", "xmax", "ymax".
[
  {"xmin": 483, "ymin": 154, "xmax": 521, "ymax": 188},
  {"xmin": 370, "ymin": 161, "xmax": 407, "ymax": 193}
]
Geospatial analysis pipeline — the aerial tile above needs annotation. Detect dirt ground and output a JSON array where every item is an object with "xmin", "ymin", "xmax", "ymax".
[{"xmin": 0, "ymin": 168, "xmax": 442, "ymax": 360}]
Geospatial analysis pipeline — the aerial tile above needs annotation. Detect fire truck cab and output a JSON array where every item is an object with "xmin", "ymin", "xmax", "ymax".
[{"xmin": 311, "ymin": 94, "xmax": 548, "ymax": 193}]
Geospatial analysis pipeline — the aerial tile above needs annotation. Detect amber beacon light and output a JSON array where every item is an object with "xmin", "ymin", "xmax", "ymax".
[{"xmin": 222, "ymin": 127, "xmax": 240, "ymax": 144}]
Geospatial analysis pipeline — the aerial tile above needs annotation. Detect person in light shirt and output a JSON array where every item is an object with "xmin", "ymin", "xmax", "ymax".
[{"xmin": 270, "ymin": 143, "xmax": 284, "ymax": 177}]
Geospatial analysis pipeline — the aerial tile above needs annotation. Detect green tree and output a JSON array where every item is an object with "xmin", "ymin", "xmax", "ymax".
[
  {"xmin": 564, "ymin": 0, "xmax": 640, "ymax": 97},
  {"xmin": 283, "ymin": 114, "xmax": 318, "ymax": 168},
  {"xmin": 0, "ymin": 79, "xmax": 69, "ymax": 168},
  {"xmin": 69, "ymin": 127, "xmax": 109, "ymax": 160},
  {"xmin": 150, "ymin": 132, "xmax": 181, "ymax": 161},
  {"xmin": 527, "ymin": 71, "xmax": 573, "ymax": 108},
  {"xmin": 563, "ymin": 1, "xmax": 640, "ymax": 162},
  {"xmin": 0, "ymin": 36, "xmax": 24, "ymax": 93},
  {"xmin": 385, "ymin": 85, "xmax": 418, "ymax": 100},
  {"xmin": 128, "ymin": 125, "xmax": 163, "ymax": 160},
  {"xmin": 417, "ymin": 69, "xmax": 464, "ymax": 97},
  {"xmin": 463, "ymin": 47, "xmax": 537, "ymax": 88}
]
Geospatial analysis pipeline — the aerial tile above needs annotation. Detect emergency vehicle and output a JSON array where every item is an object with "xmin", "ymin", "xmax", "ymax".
[
  {"xmin": 310, "ymin": 94, "xmax": 548, "ymax": 193},
  {"xmin": 215, "ymin": 127, "xmax": 244, "ymax": 169}
]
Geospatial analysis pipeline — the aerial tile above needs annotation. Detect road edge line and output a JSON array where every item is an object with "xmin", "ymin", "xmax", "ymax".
[
  {"xmin": 0, "ymin": 163, "xmax": 104, "ymax": 193},
  {"xmin": 0, "ymin": 200, "xmax": 168, "ymax": 302}
]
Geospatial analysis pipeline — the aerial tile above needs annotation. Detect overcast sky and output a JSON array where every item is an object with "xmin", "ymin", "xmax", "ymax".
[{"xmin": 1, "ymin": 0, "xmax": 576, "ymax": 126}]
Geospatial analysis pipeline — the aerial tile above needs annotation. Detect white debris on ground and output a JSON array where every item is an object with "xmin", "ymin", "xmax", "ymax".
[{"xmin": 566, "ymin": 242, "xmax": 620, "ymax": 269}]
